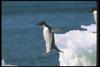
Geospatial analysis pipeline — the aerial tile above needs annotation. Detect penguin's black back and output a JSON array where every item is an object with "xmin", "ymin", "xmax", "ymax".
[{"xmin": 51, "ymin": 32, "xmax": 63, "ymax": 53}]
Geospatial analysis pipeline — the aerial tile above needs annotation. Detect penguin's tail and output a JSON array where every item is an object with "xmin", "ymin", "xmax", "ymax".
[
  {"xmin": 56, "ymin": 48, "xmax": 64, "ymax": 53},
  {"xmin": 52, "ymin": 44, "xmax": 64, "ymax": 53}
]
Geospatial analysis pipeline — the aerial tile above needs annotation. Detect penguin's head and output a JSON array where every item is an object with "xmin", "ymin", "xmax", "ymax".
[
  {"xmin": 37, "ymin": 21, "xmax": 48, "ymax": 27},
  {"xmin": 89, "ymin": 8, "xmax": 97, "ymax": 13}
]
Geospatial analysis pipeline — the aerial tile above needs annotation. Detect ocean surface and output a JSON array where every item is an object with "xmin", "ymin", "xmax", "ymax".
[{"xmin": 2, "ymin": 1, "xmax": 96, "ymax": 66}]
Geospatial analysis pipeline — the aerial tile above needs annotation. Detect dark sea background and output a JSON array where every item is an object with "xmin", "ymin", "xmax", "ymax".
[{"xmin": 2, "ymin": 1, "xmax": 96, "ymax": 66}]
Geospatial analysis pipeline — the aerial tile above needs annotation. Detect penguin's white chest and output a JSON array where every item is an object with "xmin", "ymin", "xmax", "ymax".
[
  {"xmin": 43, "ymin": 27, "xmax": 50, "ymax": 42},
  {"xmin": 43, "ymin": 26, "xmax": 52, "ymax": 53},
  {"xmin": 93, "ymin": 10, "xmax": 97, "ymax": 23}
]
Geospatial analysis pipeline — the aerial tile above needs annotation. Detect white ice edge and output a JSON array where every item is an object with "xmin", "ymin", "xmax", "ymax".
[{"xmin": 2, "ymin": 59, "xmax": 16, "ymax": 66}]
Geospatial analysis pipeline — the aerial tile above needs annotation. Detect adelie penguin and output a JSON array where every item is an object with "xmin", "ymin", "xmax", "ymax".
[
  {"xmin": 89, "ymin": 8, "xmax": 97, "ymax": 23},
  {"xmin": 37, "ymin": 21, "xmax": 63, "ymax": 53}
]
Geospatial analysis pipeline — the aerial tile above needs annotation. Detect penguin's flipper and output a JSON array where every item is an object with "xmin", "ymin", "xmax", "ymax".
[{"xmin": 55, "ymin": 47, "xmax": 64, "ymax": 53}]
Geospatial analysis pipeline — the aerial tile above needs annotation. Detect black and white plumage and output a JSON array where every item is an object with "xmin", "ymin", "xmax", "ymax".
[
  {"xmin": 90, "ymin": 8, "xmax": 97, "ymax": 23},
  {"xmin": 37, "ymin": 21, "xmax": 63, "ymax": 53}
]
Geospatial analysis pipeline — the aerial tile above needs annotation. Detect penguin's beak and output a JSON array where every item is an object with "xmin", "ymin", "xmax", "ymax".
[
  {"xmin": 37, "ymin": 23, "xmax": 42, "ymax": 26},
  {"xmin": 36, "ymin": 23, "xmax": 43, "ymax": 28},
  {"xmin": 89, "ymin": 9, "xmax": 93, "ymax": 13}
]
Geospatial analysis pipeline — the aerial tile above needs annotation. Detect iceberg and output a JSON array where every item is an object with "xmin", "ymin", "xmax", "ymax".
[{"xmin": 54, "ymin": 24, "xmax": 96, "ymax": 66}]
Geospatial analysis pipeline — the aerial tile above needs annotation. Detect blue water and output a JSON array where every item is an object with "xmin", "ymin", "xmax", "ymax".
[{"xmin": 2, "ymin": 1, "xmax": 96, "ymax": 66}]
